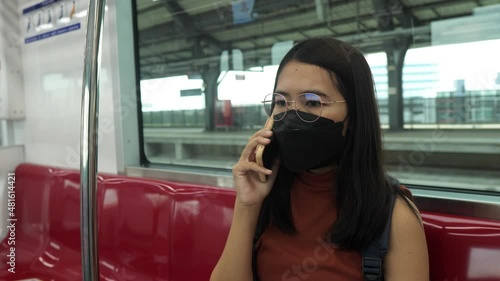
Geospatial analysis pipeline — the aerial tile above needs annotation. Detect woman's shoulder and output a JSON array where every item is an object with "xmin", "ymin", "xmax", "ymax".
[
  {"xmin": 394, "ymin": 184, "xmax": 422, "ymax": 224},
  {"xmin": 384, "ymin": 192, "xmax": 429, "ymax": 280},
  {"xmin": 393, "ymin": 195, "xmax": 421, "ymax": 224}
]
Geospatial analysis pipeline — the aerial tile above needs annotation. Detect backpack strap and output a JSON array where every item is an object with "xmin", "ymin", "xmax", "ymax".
[{"xmin": 361, "ymin": 178, "xmax": 398, "ymax": 281}]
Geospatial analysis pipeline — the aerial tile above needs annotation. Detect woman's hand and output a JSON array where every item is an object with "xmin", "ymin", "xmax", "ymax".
[{"xmin": 232, "ymin": 129, "xmax": 280, "ymax": 208}]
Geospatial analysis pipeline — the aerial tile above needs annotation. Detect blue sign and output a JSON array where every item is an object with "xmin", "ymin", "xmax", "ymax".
[
  {"xmin": 232, "ymin": 0, "xmax": 255, "ymax": 25},
  {"xmin": 23, "ymin": 0, "xmax": 62, "ymax": 15},
  {"xmin": 25, "ymin": 23, "xmax": 81, "ymax": 44}
]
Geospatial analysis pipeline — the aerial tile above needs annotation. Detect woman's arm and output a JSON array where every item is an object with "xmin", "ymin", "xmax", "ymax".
[
  {"xmin": 211, "ymin": 127, "xmax": 279, "ymax": 281},
  {"xmin": 384, "ymin": 197, "xmax": 430, "ymax": 281},
  {"xmin": 210, "ymin": 201, "xmax": 261, "ymax": 281}
]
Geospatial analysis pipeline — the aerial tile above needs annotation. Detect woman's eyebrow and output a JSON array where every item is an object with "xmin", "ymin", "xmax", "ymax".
[
  {"xmin": 274, "ymin": 90, "xmax": 290, "ymax": 97},
  {"xmin": 275, "ymin": 89, "xmax": 330, "ymax": 98},
  {"xmin": 302, "ymin": 90, "xmax": 329, "ymax": 98}
]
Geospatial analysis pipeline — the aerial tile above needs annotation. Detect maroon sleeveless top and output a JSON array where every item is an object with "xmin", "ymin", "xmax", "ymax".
[{"xmin": 256, "ymin": 169, "xmax": 363, "ymax": 281}]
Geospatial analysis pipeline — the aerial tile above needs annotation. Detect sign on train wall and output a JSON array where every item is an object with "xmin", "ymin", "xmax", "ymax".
[{"xmin": 22, "ymin": 0, "xmax": 84, "ymax": 44}]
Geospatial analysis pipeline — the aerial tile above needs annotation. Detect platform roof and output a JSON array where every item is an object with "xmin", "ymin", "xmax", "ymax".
[{"xmin": 135, "ymin": 0, "xmax": 500, "ymax": 78}]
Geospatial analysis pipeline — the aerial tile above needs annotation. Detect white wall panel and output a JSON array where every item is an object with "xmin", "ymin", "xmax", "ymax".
[
  {"xmin": 0, "ymin": 0, "xmax": 25, "ymax": 140},
  {"xmin": 0, "ymin": 145, "xmax": 25, "ymax": 241},
  {"xmin": 18, "ymin": 0, "xmax": 120, "ymax": 173}
]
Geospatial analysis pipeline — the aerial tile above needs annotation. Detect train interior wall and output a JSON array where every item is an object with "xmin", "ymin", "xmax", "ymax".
[{"xmin": 0, "ymin": 0, "xmax": 127, "ymax": 241}]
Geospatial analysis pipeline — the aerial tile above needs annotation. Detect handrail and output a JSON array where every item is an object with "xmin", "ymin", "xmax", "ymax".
[{"xmin": 80, "ymin": 0, "xmax": 106, "ymax": 280}]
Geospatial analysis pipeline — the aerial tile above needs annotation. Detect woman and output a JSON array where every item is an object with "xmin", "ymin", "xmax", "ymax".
[{"xmin": 210, "ymin": 37, "xmax": 429, "ymax": 281}]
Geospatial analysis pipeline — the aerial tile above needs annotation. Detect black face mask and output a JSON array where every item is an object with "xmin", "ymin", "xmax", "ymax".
[{"xmin": 272, "ymin": 110, "xmax": 347, "ymax": 172}]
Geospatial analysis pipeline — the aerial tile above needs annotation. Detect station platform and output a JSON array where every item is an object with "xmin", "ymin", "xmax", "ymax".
[{"xmin": 143, "ymin": 128, "xmax": 500, "ymax": 192}]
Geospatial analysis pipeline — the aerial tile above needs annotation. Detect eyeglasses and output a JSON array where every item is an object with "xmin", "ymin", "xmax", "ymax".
[{"xmin": 261, "ymin": 93, "xmax": 346, "ymax": 123}]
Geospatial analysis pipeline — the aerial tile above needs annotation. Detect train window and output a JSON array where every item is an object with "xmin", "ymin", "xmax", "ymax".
[
  {"xmin": 133, "ymin": 1, "xmax": 500, "ymax": 192},
  {"xmin": 366, "ymin": 52, "xmax": 389, "ymax": 125},
  {"xmin": 403, "ymin": 40, "xmax": 500, "ymax": 127}
]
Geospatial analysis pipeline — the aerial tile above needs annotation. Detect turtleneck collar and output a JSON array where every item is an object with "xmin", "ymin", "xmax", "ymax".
[{"xmin": 295, "ymin": 168, "xmax": 337, "ymax": 191}]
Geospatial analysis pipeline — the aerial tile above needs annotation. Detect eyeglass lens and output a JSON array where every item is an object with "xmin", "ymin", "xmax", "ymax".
[{"xmin": 263, "ymin": 93, "xmax": 323, "ymax": 122}]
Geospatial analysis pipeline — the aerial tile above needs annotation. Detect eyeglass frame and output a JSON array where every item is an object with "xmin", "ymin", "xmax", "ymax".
[{"xmin": 261, "ymin": 92, "xmax": 347, "ymax": 123}]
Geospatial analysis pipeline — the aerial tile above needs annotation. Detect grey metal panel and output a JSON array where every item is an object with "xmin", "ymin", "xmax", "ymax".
[
  {"xmin": 115, "ymin": 0, "xmax": 141, "ymax": 172},
  {"xmin": 125, "ymin": 166, "xmax": 500, "ymax": 221},
  {"xmin": 412, "ymin": 188, "xmax": 500, "ymax": 220}
]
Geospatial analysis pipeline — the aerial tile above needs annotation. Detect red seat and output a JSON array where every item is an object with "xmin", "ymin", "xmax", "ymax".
[
  {"xmin": 0, "ymin": 163, "xmax": 499, "ymax": 280},
  {"xmin": 422, "ymin": 212, "xmax": 500, "ymax": 281}
]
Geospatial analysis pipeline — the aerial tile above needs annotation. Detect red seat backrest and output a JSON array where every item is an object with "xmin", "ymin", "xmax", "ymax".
[
  {"xmin": 1, "ymin": 163, "xmax": 499, "ymax": 281},
  {"xmin": 167, "ymin": 184, "xmax": 235, "ymax": 281},
  {"xmin": 423, "ymin": 212, "xmax": 500, "ymax": 281},
  {"xmin": 98, "ymin": 176, "xmax": 179, "ymax": 280}
]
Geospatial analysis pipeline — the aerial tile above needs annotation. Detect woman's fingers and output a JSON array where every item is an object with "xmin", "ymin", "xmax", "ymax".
[
  {"xmin": 265, "ymin": 158, "xmax": 281, "ymax": 184},
  {"xmin": 247, "ymin": 127, "xmax": 272, "ymax": 141},
  {"xmin": 233, "ymin": 161, "xmax": 272, "ymax": 177},
  {"xmin": 233, "ymin": 126, "xmax": 279, "ymax": 205},
  {"xmin": 239, "ymin": 133, "xmax": 273, "ymax": 161}
]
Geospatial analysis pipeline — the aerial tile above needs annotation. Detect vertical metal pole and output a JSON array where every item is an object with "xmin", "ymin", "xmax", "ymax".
[{"xmin": 80, "ymin": 0, "xmax": 106, "ymax": 280}]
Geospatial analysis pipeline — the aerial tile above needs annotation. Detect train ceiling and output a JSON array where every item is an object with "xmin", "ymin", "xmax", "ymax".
[{"xmin": 135, "ymin": 0, "xmax": 500, "ymax": 79}]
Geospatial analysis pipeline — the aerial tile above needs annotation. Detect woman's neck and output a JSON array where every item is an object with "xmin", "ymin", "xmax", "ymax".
[{"xmin": 308, "ymin": 163, "xmax": 336, "ymax": 174}]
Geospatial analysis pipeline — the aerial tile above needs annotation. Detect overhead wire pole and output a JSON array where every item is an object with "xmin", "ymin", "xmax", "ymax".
[{"xmin": 80, "ymin": 0, "xmax": 106, "ymax": 280}]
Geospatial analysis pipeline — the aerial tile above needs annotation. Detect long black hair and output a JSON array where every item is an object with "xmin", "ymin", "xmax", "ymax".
[{"xmin": 257, "ymin": 37, "xmax": 414, "ymax": 251}]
